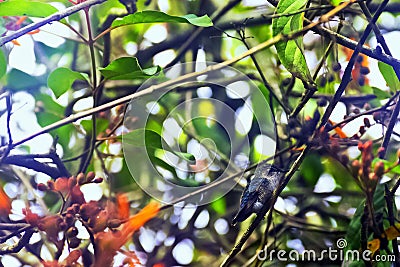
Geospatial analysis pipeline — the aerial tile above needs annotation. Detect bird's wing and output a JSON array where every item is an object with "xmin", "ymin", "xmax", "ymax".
[{"xmin": 231, "ymin": 183, "xmax": 259, "ymax": 225}]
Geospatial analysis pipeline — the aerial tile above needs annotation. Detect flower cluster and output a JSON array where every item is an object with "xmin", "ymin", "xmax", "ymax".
[
  {"xmin": 350, "ymin": 141, "xmax": 384, "ymax": 193},
  {"xmin": 0, "ymin": 172, "xmax": 160, "ymax": 266}
]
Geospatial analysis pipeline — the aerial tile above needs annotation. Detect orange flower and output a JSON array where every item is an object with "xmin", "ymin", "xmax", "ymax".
[
  {"xmin": 54, "ymin": 177, "xmax": 69, "ymax": 192},
  {"xmin": 341, "ymin": 42, "xmax": 370, "ymax": 86},
  {"xmin": 0, "ymin": 186, "xmax": 11, "ymax": 217},
  {"xmin": 94, "ymin": 202, "xmax": 160, "ymax": 266},
  {"xmin": 117, "ymin": 193, "xmax": 130, "ymax": 220},
  {"xmin": 328, "ymin": 120, "xmax": 347, "ymax": 139},
  {"xmin": 122, "ymin": 202, "xmax": 160, "ymax": 236}
]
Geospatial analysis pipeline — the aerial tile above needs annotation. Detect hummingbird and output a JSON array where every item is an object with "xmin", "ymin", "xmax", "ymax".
[{"xmin": 231, "ymin": 163, "xmax": 285, "ymax": 226}]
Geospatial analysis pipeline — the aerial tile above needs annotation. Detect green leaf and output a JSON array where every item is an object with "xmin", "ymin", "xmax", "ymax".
[
  {"xmin": 0, "ymin": 50, "xmax": 6, "ymax": 79},
  {"xmin": 378, "ymin": 61, "xmax": 399, "ymax": 93},
  {"xmin": 47, "ymin": 67, "xmax": 87, "ymax": 98},
  {"xmin": 330, "ymin": 0, "xmax": 342, "ymax": 6},
  {"xmin": 99, "ymin": 57, "xmax": 161, "ymax": 80},
  {"xmin": 111, "ymin": 10, "xmax": 213, "ymax": 28},
  {"xmin": 345, "ymin": 184, "xmax": 386, "ymax": 255},
  {"xmin": 372, "ymin": 87, "xmax": 391, "ymax": 100},
  {"xmin": 95, "ymin": 0, "xmax": 126, "ymax": 25},
  {"xmin": 300, "ymin": 153, "xmax": 324, "ymax": 186},
  {"xmin": 0, "ymin": 0, "xmax": 58, "ymax": 17},
  {"xmin": 272, "ymin": 0, "xmax": 312, "ymax": 83},
  {"xmin": 211, "ymin": 197, "xmax": 226, "ymax": 215},
  {"xmin": 81, "ymin": 119, "xmax": 109, "ymax": 136},
  {"xmin": 344, "ymin": 183, "xmax": 393, "ymax": 267},
  {"xmin": 191, "ymin": 117, "xmax": 231, "ymax": 157},
  {"xmin": 121, "ymin": 129, "xmax": 196, "ymax": 164},
  {"xmin": 7, "ymin": 69, "xmax": 44, "ymax": 91},
  {"xmin": 254, "ymin": 84, "xmax": 275, "ymax": 137},
  {"xmin": 111, "ymin": 159, "xmax": 139, "ymax": 192},
  {"xmin": 35, "ymin": 93, "xmax": 75, "ymax": 150}
]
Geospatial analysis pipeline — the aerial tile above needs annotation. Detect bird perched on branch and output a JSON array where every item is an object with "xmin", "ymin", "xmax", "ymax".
[{"xmin": 231, "ymin": 163, "xmax": 285, "ymax": 226}]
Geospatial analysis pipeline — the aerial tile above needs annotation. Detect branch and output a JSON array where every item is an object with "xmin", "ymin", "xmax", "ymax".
[
  {"xmin": 318, "ymin": 0, "xmax": 389, "ymax": 128},
  {"xmin": 13, "ymin": 4, "xmax": 379, "ymax": 148},
  {"xmin": 385, "ymin": 185, "xmax": 400, "ymax": 264},
  {"xmin": 0, "ymin": 226, "xmax": 32, "ymax": 243},
  {"xmin": 79, "ymin": 8, "xmax": 98, "ymax": 173},
  {"xmin": 0, "ymin": 229, "xmax": 34, "ymax": 255},
  {"xmin": 0, "ymin": 0, "xmax": 107, "ymax": 47},
  {"xmin": 4, "ymin": 33, "xmax": 292, "ymax": 147},
  {"xmin": 164, "ymin": 0, "xmax": 242, "ymax": 69},
  {"xmin": 220, "ymin": 146, "xmax": 310, "ymax": 266},
  {"xmin": 359, "ymin": 2, "xmax": 400, "ymax": 159},
  {"xmin": 2, "ymin": 155, "xmax": 66, "ymax": 178},
  {"xmin": 0, "ymin": 93, "xmax": 13, "ymax": 162}
]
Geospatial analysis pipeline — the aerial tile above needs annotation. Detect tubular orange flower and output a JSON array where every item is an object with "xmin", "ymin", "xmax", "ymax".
[
  {"xmin": 11, "ymin": 40, "xmax": 21, "ymax": 46},
  {"xmin": 15, "ymin": 16, "xmax": 27, "ymax": 25},
  {"xmin": 329, "ymin": 120, "xmax": 347, "ymax": 139},
  {"xmin": 122, "ymin": 202, "xmax": 160, "ymax": 236},
  {"xmin": 94, "ymin": 202, "xmax": 160, "ymax": 266},
  {"xmin": 0, "ymin": 186, "xmax": 11, "ymax": 217},
  {"xmin": 117, "ymin": 193, "xmax": 130, "ymax": 220}
]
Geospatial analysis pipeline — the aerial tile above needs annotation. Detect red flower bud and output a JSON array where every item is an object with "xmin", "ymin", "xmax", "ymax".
[
  {"xmin": 71, "ymin": 186, "xmax": 85, "ymax": 205},
  {"xmin": 86, "ymin": 171, "xmax": 95, "ymax": 181},
  {"xmin": 68, "ymin": 176, "xmax": 77, "ymax": 189},
  {"xmin": 54, "ymin": 177, "xmax": 69, "ymax": 192},
  {"xmin": 37, "ymin": 183, "xmax": 48, "ymax": 191},
  {"xmin": 363, "ymin": 118, "xmax": 371, "ymax": 127},
  {"xmin": 374, "ymin": 161, "xmax": 385, "ymax": 177},
  {"xmin": 77, "ymin": 173, "xmax": 86, "ymax": 185},
  {"xmin": 66, "ymin": 226, "xmax": 78, "ymax": 238}
]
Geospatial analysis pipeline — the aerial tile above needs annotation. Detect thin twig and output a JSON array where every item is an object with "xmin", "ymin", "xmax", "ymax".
[
  {"xmin": 381, "ymin": 95, "xmax": 400, "ymax": 158},
  {"xmin": 0, "ymin": 0, "xmax": 107, "ymax": 47},
  {"xmin": 12, "ymin": 7, "xmax": 363, "ymax": 148},
  {"xmin": 318, "ymin": 0, "xmax": 389, "ymax": 129},
  {"xmin": 329, "ymin": 92, "xmax": 397, "ymax": 130},
  {"xmin": 385, "ymin": 185, "xmax": 400, "ymax": 264},
  {"xmin": 79, "ymin": 8, "xmax": 98, "ymax": 173},
  {"xmin": 164, "ymin": 0, "xmax": 242, "ymax": 69},
  {"xmin": 220, "ymin": 146, "xmax": 310, "ymax": 266},
  {"xmin": 0, "ymin": 229, "xmax": 34, "ymax": 255},
  {"xmin": 0, "ymin": 93, "xmax": 13, "ymax": 162},
  {"xmin": 357, "ymin": 1, "xmax": 400, "ymax": 160},
  {"xmin": 160, "ymin": 145, "xmax": 293, "ymax": 211},
  {"xmin": 0, "ymin": 226, "xmax": 32, "ymax": 243}
]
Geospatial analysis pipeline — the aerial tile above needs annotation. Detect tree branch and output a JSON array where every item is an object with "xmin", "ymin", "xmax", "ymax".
[{"xmin": 0, "ymin": 0, "xmax": 107, "ymax": 47}]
